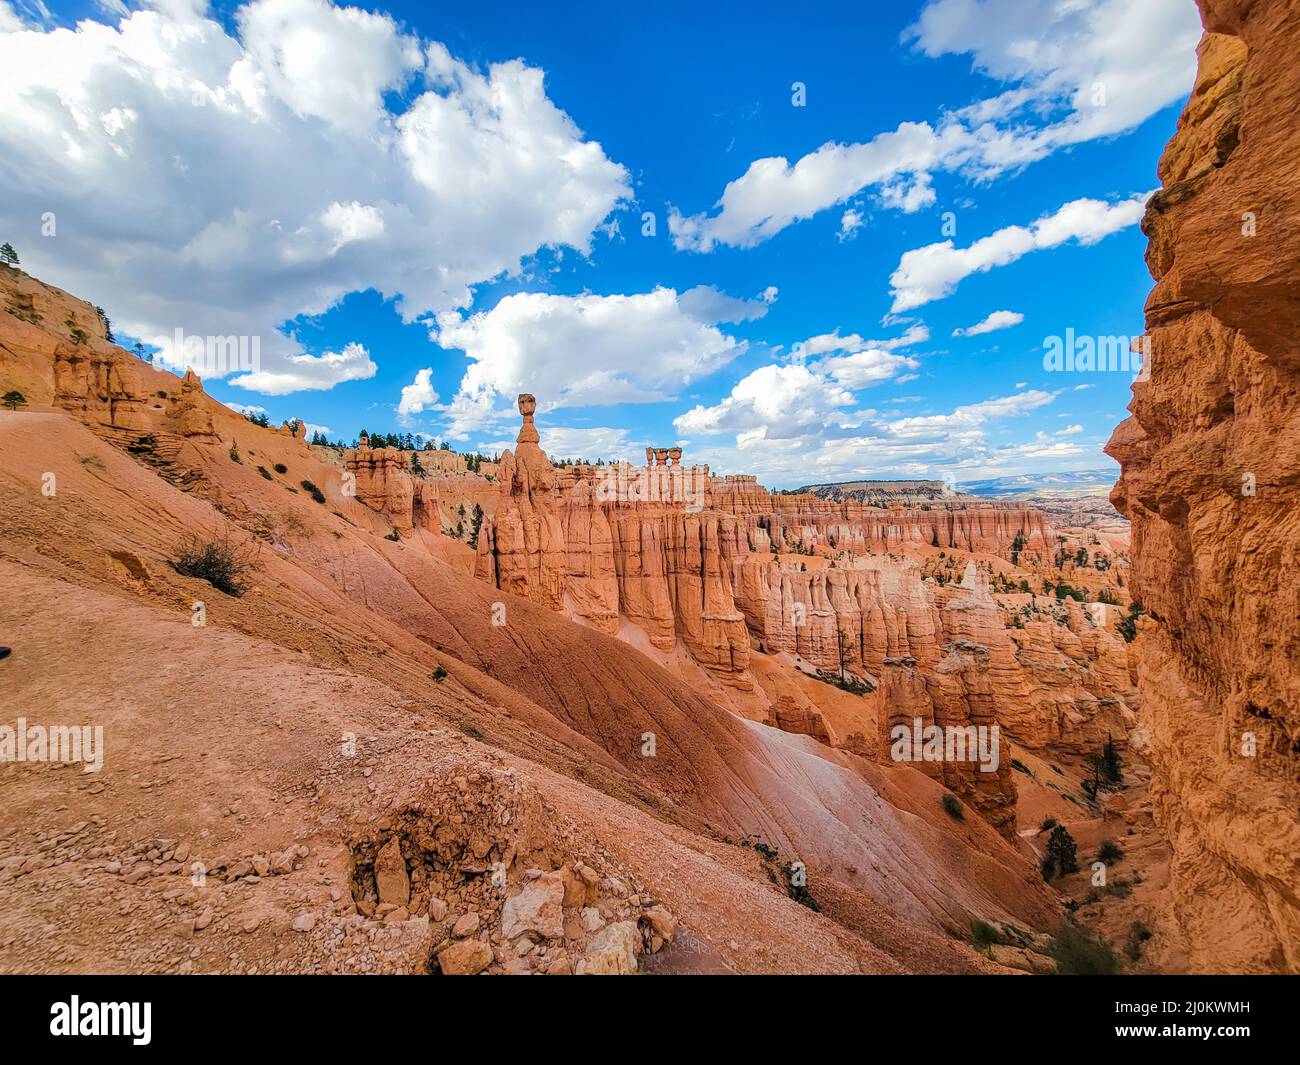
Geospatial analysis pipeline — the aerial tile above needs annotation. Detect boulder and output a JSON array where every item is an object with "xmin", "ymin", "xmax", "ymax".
[
  {"xmin": 436, "ymin": 938, "xmax": 492, "ymax": 976},
  {"xmin": 374, "ymin": 837, "xmax": 409, "ymax": 909},
  {"xmin": 576, "ymin": 921, "xmax": 639, "ymax": 975},
  {"xmin": 500, "ymin": 871, "xmax": 564, "ymax": 940}
]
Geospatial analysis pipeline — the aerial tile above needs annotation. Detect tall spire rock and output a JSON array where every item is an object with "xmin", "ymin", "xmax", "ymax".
[
  {"xmin": 475, "ymin": 392, "xmax": 566, "ymax": 607},
  {"xmin": 510, "ymin": 392, "xmax": 556, "ymax": 494}
]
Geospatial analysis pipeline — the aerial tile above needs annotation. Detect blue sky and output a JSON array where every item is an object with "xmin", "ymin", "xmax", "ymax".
[{"xmin": 0, "ymin": 0, "xmax": 1202, "ymax": 486}]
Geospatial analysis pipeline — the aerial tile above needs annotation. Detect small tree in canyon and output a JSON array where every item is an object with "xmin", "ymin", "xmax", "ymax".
[
  {"xmin": 835, "ymin": 624, "xmax": 852, "ymax": 682},
  {"xmin": 1042, "ymin": 825, "xmax": 1079, "ymax": 881}
]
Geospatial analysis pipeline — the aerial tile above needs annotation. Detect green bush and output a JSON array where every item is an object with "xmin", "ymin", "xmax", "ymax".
[
  {"xmin": 1097, "ymin": 839, "xmax": 1124, "ymax": 864},
  {"xmin": 431, "ymin": 665, "xmax": 448, "ymax": 682},
  {"xmin": 257, "ymin": 466, "xmax": 273, "ymax": 480},
  {"xmin": 782, "ymin": 863, "xmax": 820, "ymax": 912},
  {"xmin": 1125, "ymin": 921, "xmax": 1152, "ymax": 962},
  {"xmin": 1042, "ymin": 824, "xmax": 1079, "ymax": 881},
  {"xmin": 170, "ymin": 533, "xmax": 252, "ymax": 596},
  {"xmin": 1117, "ymin": 602, "xmax": 1143, "ymax": 643},
  {"xmin": 300, "ymin": 480, "xmax": 325, "ymax": 504},
  {"xmin": 273, "ymin": 463, "xmax": 287, "ymax": 474},
  {"xmin": 1049, "ymin": 924, "xmax": 1119, "ymax": 975},
  {"xmin": 941, "ymin": 793, "xmax": 964, "ymax": 820},
  {"xmin": 1100, "ymin": 735, "xmax": 1123, "ymax": 785},
  {"xmin": 971, "ymin": 920, "xmax": 1000, "ymax": 951}
]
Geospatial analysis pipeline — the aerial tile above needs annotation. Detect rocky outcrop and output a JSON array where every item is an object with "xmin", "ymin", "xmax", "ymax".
[
  {"xmin": 713, "ymin": 493, "xmax": 1053, "ymax": 563},
  {"xmin": 476, "ymin": 399, "xmax": 569, "ymax": 610},
  {"xmin": 798, "ymin": 478, "xmax": 971, "ymax": 505},
  {"xmin": 346, "ymin": 445, "xmax": 421, "ymax": 530},
  {"xmin": 1105, "ymin": 0, "xmax": 1300, "ymax": 973},
  {"xmin": 0, "ymin": 267, "xmax": 222, "ymax": 446},
  {"xmin": 344, "ymin": 438, "xmax": 497, "ymax": 537},
  {"xmin": 52, "ymin": 341, "xmax": 156, "ymax": 431},
  {"xmin": 171, "ymin": 369, "xmax": 216, "ymax": 439},
  {"xmin": 478, "ymin": 399, "xmax": 754, "ymax": 685},
  {"xmin": 469, "ymin": 395, "xmax": 1143, "ymax": 839}
]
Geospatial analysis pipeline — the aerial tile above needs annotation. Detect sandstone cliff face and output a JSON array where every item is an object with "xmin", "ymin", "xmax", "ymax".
[
  {"xmin": 469, "ymin": 400, "xmax": 1142, "ymax": 841},
  {"xmin": 346, "ymin": 446, "xmax": 422, "ymax": 531},
  {"xmin": 1106, "ymin": 0, "xmax": 1300, "ymax": 972},
  {"xmin": 477, "ymin": 418, "xmax": 754, "ymax": 687},
  {"xmin": 344, "ymin": 442, "xmax": 499, "ymax": 538},
  {"xmin": 713, "ymin": 489, "xmax": 1054, "ymax": 563},
  {"xmin": 1, "ymin": 267, "xmax": 227, "ymax": 445}
]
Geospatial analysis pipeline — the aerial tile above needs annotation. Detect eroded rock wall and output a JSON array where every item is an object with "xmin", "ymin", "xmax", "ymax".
[{"xmin": 1106, "ymin": 0, "xmax": 1300, "ymax": 972}]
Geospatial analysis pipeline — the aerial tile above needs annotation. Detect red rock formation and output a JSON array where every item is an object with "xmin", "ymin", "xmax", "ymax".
[
  {"xmin": 172, "ymin": 368, "xmax": 216, "ymax": 439},
  {"xmin": 467, "ymin": 396, "xmax": 1145, "ymax": 839},
  {"xmin": 477, "ymin": 398, "xmax": 569, "ymax": 609},
  {"xmin": 344, "ymin": 438, "xmax": 497, "ymax": 538},
  {"xmin": 478, "ymin": 397, "xmax": 753, "ymax": 685},
  {"xmin": 713, "ymin": 489, "xmax": 1053, "ymax": 563},
  {"xmin": 1106, "ymin": 0, "xmax": 1300, "ymax": 972},
  {"xmin": 346, "ymin": 444, "xmax": 420, "ymax": 530}
]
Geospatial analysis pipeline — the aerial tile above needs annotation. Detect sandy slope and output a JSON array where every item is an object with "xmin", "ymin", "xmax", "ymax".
[{"xmin": 0, "ymin": 383, "xmax": 1057, "ymax": 971}]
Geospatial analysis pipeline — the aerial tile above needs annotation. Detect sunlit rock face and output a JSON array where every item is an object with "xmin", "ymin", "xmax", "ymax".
[
  {"xmin": 464, "ymin": 396, "xmax": 1141, "ymax": 842},
  {"xmin": 1106, "ymin": 0, "xmax": 1300, "ymax": 973}
]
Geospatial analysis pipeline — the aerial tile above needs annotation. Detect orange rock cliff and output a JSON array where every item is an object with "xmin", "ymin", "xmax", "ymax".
[
  {"xmin": 1106, "ymin": 0, "xmax": 1300, "ymax": 973},
  {"xmin": 462, "ymin": 394, "xmax": 1138, "ymax": 840}
]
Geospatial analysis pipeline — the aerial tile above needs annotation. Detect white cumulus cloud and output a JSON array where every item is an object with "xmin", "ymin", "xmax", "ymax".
[
  {"xmin": 889, "ymin": 193, "xmax": 1149, "ymax": 311},
  {"xmin": 433, "ymin": 285, "xmax": 773, "ymax": 436},
  {"xmin": 952, "ymin": 309, "xmax": 1024, "ymax": 337},
  {"xmin": 669, "ymin": 0, "xmax": 1195, "ymax": 252},
  {"xmin": 397, "ymin": 367, "xmax": 439, "ymax": 417},
  {"xmin": 0, "ymin": 0, "xmax": 631, "ymax": 394},
  {"xmin": 232, "ymin": 341, "xmax": 377, "ymax": 394}
]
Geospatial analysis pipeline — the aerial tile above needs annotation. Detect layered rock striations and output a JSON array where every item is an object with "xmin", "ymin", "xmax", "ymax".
[
  {"xmin": 344, "ymin": 435, "xmax": 498, "ymax": 537},
  {"xmin": 468, "ymin": 398, "xmax": 1138, "ymax": 839},
  {"xmin": 1106, "ymin": 0, "xmax": 1300, "ymax": 972},
  {"xmin": 714, "ymin": 488, "xmax": 1054, "ymax": 561}
]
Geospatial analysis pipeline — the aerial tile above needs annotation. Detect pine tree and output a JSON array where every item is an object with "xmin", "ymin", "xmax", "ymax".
[
  {"xmin": 1042, "ymin": 825, "xmax": 1079, "ymax": 880},
  {"xmin": 1100, "ymin": 734, "xmax": 1123, "ymax": 786},
  {"xmin": 468, "ymin": 503, "xmax": 484, "ymax": 549},
  {"xmin": 94, "ymin": 305, "xmax": 114, "ymax": 343},
  {"xmin": 2, "ymin": 389, "xmax": 27, "ymax": 411},
  {"xmin": 0, "ymin": 242, "xmax": 18, "ymax": 266}
]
